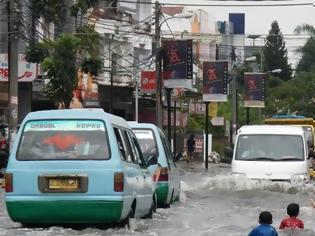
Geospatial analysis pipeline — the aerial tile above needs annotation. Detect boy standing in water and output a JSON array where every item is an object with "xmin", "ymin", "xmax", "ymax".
[
  {"xmin": 186, "ymin": 134, "xmax": 196, "ymax": 165},
  {"xmin": 248, "ymin": 211, "xmax": 278, "ymax": 236},
  {"xmin": 279, "ymin": 203, "xmax": 304, "ymax": 229}
]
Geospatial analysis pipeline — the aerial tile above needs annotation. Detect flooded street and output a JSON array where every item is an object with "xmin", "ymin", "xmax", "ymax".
[{"xmin": 1, "ymin": 161, "xmax": 315, "ymax": 235}]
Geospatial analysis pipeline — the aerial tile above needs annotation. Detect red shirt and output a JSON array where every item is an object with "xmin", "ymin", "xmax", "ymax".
[{"xmin": 279, "ymin": 217, "xmax": 304, "ymax": 229}]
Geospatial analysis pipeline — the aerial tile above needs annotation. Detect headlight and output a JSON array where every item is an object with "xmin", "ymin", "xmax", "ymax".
[
  {"xmin": 290, "ymin": 174, "xmax": 309, "ymax": 183},
  {"xmin": 231, "ymin": 172, "xmax": 247, "ymax": 178}
]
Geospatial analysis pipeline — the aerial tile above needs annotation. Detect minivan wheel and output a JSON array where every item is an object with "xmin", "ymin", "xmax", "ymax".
[
  {"xmin": 143, "ymin": 197, "xmax": 156, "ymax": 219},
  {"xmin": 119, "ymin": 208, "xmax": 134, "ymax": 228}
]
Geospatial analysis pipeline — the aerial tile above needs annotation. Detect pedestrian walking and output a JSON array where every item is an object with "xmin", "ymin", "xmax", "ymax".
[
  {"xmin": 248, "ymin": 211, "xmax": 278, "ymax": 236},
  {"xmin": 186, "ymin": 134, "xmax": 195, "ymax": 165},
  {"xmin": 279, "ymin": 203, "xmax": 304, "ymax": 229}
]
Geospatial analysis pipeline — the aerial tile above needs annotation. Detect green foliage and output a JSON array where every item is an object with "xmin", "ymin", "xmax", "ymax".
[
  {"xmin": 30, "ymin": 0, "xmax": 66, "ymax": 23},
  {"xmin": 76, "ymin": 25, "xmax": 100, "ymax": 56},
  {"xmin": 42, "ymin": 34, "xmax": 81, "ymax": 108},
  {"xmin": 81, "ymin": 57, "xmax": 103, "ymax": 76},
  {"xmin": 186, "ymin": 115, "xmax": 204, "ymax": 133},
  {"xmin": 71, "ymin": 0, "xmax": 99, "ymax": 16},
  {"xmin": 265, "ymin": 71, "xmax": 315, "ymax": 117},
  {"xmin": 25, "ymin": 42, "xmax": 50, "ymax": 63},
  {"xmin": 294, "ymin": 24, "xmax": 315, "ymax": 73},
  {"xmin": 263, "ymin": 21, "xmax": 292, "ymax": 81}
]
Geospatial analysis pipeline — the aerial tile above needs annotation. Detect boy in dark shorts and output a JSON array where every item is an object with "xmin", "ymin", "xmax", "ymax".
[{"xmin": 186, "ymin": 134, "xmax": 195, "ymax": 165}]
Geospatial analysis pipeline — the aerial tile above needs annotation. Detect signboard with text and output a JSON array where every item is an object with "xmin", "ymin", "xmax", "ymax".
[
  {"xmin": 162, "ymin": 39, "xmax": 193, "ymax": 88},
  {"xmin": 244, "ymin": 73, "xmax": 266, "ymax": 107},
  {"xmin": 0, "ymin": 54, "xmax": 38, "ymax": 82},
  {"xmin": 141, "ymin": 71, "xmax": 156, "ymax": 93},
  {"xmin": 202, "ymin": 60, "xmax": 228, "ymax": 102}
]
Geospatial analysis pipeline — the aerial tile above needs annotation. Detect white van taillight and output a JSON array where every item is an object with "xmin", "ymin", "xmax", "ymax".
[
  {"xmin": 156, "ymin": 167, "xmax": 169, "ymax": 182},
  {"xmin": 4, "ymin": 173, "xmax": 13, "ymax": 192},
  {"xmin": 114, "ymin": 172, "xmax": 124, "ymax": 192}
]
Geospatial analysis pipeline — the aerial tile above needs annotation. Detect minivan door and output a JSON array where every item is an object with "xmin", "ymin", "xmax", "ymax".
[
  {"xmin": 159, "ymin": 131, "xmax": 180, "ymax": 203},
  {"xmin": 113, "ymin": 127, "xmax": 152, "ymax": 217}
]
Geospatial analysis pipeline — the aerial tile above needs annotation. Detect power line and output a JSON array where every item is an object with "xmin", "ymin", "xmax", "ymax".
[{"xmin": 117, "ymin": 0, "xmax": 313, "ymax": 7}]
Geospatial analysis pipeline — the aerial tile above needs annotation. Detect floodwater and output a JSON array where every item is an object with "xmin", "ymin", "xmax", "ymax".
[{"xmin": 1, "ymin": 161, "xmax": 315, "ymax": 236}]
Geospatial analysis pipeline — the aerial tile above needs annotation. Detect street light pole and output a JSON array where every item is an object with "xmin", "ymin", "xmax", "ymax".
[
  {"xmin": 154, "ymin": 1, "xmax": 162, "ymax": 128},
  {"xmin": 166, "ymin": 87, "xmax": 172, "ymax": 143},
  {"xmin": 7, "ymin": 0, "xmax": 19, "ymax": 149},
  {"xmin": 231, "ymin": 62, "xmax": 237, "ymax": 144}
]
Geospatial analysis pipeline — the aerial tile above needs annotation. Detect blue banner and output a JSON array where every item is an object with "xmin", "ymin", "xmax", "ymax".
[
  {"xmin": 162, "ymin": 39, "xmax": 193, "ymax": 82},
  {"xmin": 202, "ymin": 61, "xmax": 228, "ymax": 102},
  {"xmin": 244, "ymin": 73, "xmax": 266, "ymax": 107}
]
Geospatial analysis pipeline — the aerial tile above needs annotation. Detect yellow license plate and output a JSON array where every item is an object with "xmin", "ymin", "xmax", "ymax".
[{"xmin": 49, "ymin": 178, "xmax": 79, "ymax": 190}]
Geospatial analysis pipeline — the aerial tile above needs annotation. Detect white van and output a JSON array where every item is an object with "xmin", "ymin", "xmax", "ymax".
[{"xmin": 226, "ymin": 125, "xmax": 309, "ymax": 181}]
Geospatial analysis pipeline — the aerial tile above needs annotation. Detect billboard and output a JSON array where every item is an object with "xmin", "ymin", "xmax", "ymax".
[
  {"xmin": 244, "ymin": 73, "xmax": 266, "ymax": 107},
  {"xmin": 229, "ymin": 13, "xmax": 245, "ymax": 35},
  {"xmin": 162, "ymin": 39, "xmax": 193, "ymax": 88},
  {"xmin": 141, "ymin": 71, "xmax": 156, "ymax": 93},
  {"xmin": 202, "ymin": 61, "xmax": 228, "ymax": 102},
  {"xmin": 0, "ymin": 54, "xmax": 38, "ymax": 82}
]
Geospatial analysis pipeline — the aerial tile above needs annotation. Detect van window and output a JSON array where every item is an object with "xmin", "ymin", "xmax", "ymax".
[
  {"xmin": 17, "ymin": 120, "xmax": 109, "ymax": 160},
  {"xmin": 235, "ymin": 134, "xmax": 304, "ymax": 161},
  {"xmin": 113, "ymin": 127, "xmax": 135, "ymax": 163},
  {"xmin": 133, "ymin": 129, "xmax": 158, "ymax": 161},
  {"xmin": 159, "ymin": 131, "xmax": 173, "ymax": 169}
]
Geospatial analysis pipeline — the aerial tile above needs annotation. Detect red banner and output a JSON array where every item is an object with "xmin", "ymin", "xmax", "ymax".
[{"xmin": 141, "ymin": 71, "xmax": 156, "ymax": 93}]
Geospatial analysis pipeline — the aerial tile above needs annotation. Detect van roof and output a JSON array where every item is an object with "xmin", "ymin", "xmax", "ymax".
[
  {"xmin": 238, "ymin": 125, "xmax": 304, "ymax": 135},
  {"xmin": 128, "ymin": 121, "xmax": 159, "ymax": 130},
  {"xmin": 23, "ymin": 109, "xmax": 128, "ymax": 127}
]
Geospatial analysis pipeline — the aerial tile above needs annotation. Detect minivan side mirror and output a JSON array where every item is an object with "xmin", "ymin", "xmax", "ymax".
[
  {"xmin": 147, "ymin": 154, "xmax": 158, "ymax": 166},
  {"xmin": 224, "ymin": 146, "xmax": 233, "ymax": 159}
]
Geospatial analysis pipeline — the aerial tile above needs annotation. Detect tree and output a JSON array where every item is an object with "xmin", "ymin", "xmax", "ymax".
[
  {"xmin": 42, "ymin": 34, "xmax": 81, "ymax": 108},
  {"xmin": 263, "ymin": 21, "xmax": 292, "ymax": 81},
  {"xmin": 294, "ymin": 24, "xmax": 315, "ymax": 73},
  {"xmin": 265, "ymin": 71, "xmax": 315, "ymax": 117},
  {"xmin": 26, "ymin": 1, "xmax": 104, "ymax": 108}
]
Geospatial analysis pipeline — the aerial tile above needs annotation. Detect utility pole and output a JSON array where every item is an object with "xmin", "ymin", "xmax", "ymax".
[
  {"xmin": 110, "ymin": 52, "xmax": 116, "ymax": 114},
  {"xmin": 154, "ymin": 1, "xmax": 162, "ymax": 128},
  {"xmin": 231, "ymin": 47, "xmax": 237, "ymax": 144},
  {"xmin": 7, "ymin": 0, "xmax": 20, "ymax": 149}
]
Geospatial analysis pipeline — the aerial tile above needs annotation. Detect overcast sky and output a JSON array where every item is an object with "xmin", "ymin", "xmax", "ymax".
[{"xmin": 158, "ymin": 0, "xmax": 315, "ymax": 67}]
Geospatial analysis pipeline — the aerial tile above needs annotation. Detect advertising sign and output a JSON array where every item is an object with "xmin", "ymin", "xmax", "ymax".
[
  {"xmin": 202, "ymin": 61, "xmax": 228, "ymax": 102},
  {"xmin": 141, "ymin": 71, "xmax": 156, "ymax": 93},
  {"xmin": 73, "ymin": 70, "xmax": 99, "ymax": 108},
  {"xmin": 189, "ymin": 100, "xmax": 206, "ymax": 115},
  {"xmin": 244, "ymin": 73, "xmax": 266, "ymax": 107},
  {"xmin": 0, "ymin": 54, "xmax": 38, "ymax": 82},
  {"xmin": 163, "ymin": 111, "xmax": 188, "ymax": 127},
  {"xmin": 162, "ymin": 39, "xmax": 193, "ymax": 88}
]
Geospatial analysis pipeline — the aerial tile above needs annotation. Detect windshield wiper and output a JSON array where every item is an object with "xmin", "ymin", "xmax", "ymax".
[
  {"xmin": 274, "ymin": 158, "xmax": 303, "ymax": 161},
  {"xmin": 247, "ymin": 157, "xmax": 276, "ymax": 161}
]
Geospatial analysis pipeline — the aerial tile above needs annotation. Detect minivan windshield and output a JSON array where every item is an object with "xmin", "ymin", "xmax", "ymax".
[
  {"xmin": 17, "ymin": 120, "xmax": 109, "ymax": 160},
  {"xmin": 132, "ymin": 129, "xmax": 158, "ymax": 160},
  {"xmin": 235, "ymin": 134, "xmax": 304, "ymax": 161}
]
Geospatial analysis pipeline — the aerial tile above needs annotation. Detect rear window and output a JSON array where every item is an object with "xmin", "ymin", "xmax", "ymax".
[
  {"xmin": 17, "ymin": 120, "xmax": 110, "ymax": 160},
  {"xmin": 133, "ymin": 128, "xmax": 158, "ymax": 160}
]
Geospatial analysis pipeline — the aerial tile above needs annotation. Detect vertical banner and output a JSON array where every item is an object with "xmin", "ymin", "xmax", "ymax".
[
  {"xmin": 244, "ymin": 73, "xmax": 266, "ymax": 107},
  {"xmin": 202, "ymin": 60, "xmax": 228, "ymax": 102},
  {"xmin": 141, "ymin": 71, "xmax": 156, "ymax": 93},
  {"xmin": 208, "ymin": 102, "xmax": 218, "ymax": 117},
  {"xmin": 162, "ymin": 39, "xmax": 193, "ymax": 88}
]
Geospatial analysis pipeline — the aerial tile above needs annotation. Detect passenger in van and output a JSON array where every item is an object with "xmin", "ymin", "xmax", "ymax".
[{"xmin": 279, "ymin": 203, "xmax": 304, "ymax": 229}]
